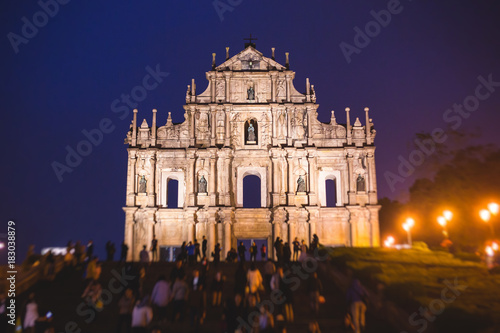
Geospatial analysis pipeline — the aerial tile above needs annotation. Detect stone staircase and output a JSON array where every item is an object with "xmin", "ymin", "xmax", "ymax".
[{"xmin": 13, "ymin": 260, "xmax": 397, "ymax": 333}]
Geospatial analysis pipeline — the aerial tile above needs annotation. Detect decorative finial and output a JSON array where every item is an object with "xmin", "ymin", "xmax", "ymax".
[
  {"xmin": 285, "ymin": 52, "xmax": 289, "ymax": 68},
  {"xmin": 226, "ymin": 47, "xmax": 229, "ymax": 60},
  {"xmin": 271, "ymin": 47, "xmax": 275, "ymax": 60},
  {"xmin": 212, "ymin": 53, "xmax": 216, "ymax": 69}
]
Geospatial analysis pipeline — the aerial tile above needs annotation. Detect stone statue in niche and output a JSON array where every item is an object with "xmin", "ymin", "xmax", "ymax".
[
  {"xmin": 247, "ymin": 86, "xmax": 255, "ymax": 101},
  {"xmin": 248, "ymin": 123, "xmax": 256, "ymax": 141},
  {"xmin": 216, "ymin": 81, "xmax": 225, "ymax": 98},
  {"xmin": 198, "ymin": 175, "xmax": 207, "ymax": 193},
  {"xmin": 356, "ymin": 174, "xmax": 366, "ymax": 192},
  {"xmin": 138, "ymin": 175, "xmax": 147, "ymax": 193},
  {"xmin": 277, "ymin": 80, "xmax": 285, "ymax": 97},
  {"xmin": 297, "ymin": 175, "xmax": 306, "ymax": 192},
  {"xmin": 278, "ymin": 112, "xmax": 286, "ymax": 138}
]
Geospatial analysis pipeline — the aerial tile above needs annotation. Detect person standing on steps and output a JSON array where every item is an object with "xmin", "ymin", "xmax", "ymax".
[
  {"xmin": 238, "ymin": 241, "xmax": 247, "ymax": 262},
  {"xmin": 202, "ymin": 236, "xmax": 207, "ymax": 259},
  {"xmin": 347, "ymin": 278, "xmax": 368, "ymax": 333},
  {"xmin": 292, "ymin": 237, "xmax": 300, "ymax": 261},
  {"xmin": 150, "ymin": 235, "xmax": 158, "ymax": 262},
  {"xmin": 250, "ymin": 241, "xmax": 258, "ymax": 262},
  {"xmin": 120, "ymin": 241, "xmax": 129, "ymax": 262}
]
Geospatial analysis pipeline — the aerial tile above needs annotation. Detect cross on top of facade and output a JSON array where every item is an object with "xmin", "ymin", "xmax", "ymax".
[{"xmin": 244, "ymin": 34, "xmax": 257, "ymax": 48}]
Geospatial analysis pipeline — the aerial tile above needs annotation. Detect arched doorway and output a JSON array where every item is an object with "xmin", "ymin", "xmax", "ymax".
[
  {"xmin": 243, "ymin": 175, "xmax": 261, "ymax": 208},
  {"xmin": 167, "ymin": 178, "xmax": 179, "ymax": 208},
  {"xmin": 326, "ymin": 179, "xmax": 337, "ymax": 207}
]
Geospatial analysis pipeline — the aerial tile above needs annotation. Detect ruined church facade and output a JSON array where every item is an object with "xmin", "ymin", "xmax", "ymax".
[{"xmin": 123, "ymin": 44, "xmax": 380, "ymax": 261}]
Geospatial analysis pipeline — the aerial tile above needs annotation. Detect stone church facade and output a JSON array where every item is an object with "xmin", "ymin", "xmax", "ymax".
[{"xmin": 123, "ymin": 44, "xmax": 380, "ymax": 261}]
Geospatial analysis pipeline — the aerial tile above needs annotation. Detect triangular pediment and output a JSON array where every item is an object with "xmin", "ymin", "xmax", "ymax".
[{"xmin": 216, "ymin": 46, "xmax": 286, "ymax": 71}]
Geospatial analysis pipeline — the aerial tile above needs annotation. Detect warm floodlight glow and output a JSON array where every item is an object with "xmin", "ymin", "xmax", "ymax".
[
  {"xmin": 384, "ymin": 236, "xmax": 396, "ymax": 247},
  {"xmin": 402, "ymin": 223, "xmax": 410, "ymax": 232},
  {"xmin": 480, "ymin": 209, "xmax": 491, "ymax": 222},
  {"xmin": 0, "ymin": 242, "xmax": 4, "ymax": 249},
  {"xmin": 405, "ymin": 218, "xmax": 415, "ymax": 228},
  {"xmin": 492, "ymin": 242, "xmax": 499, "ymax": 251},
  {"xmin": 443, "ymin": 210, "xmax": 453, "ymax": 221},
  {"xmin": 486, "ymin": 246, "xmax": 494, "ymax": 257},
  {"xmin": 437, "ymin": 216, "xmax": 447, "ymax": 227},
  {"xmin": 488, "ymin": 202, "xmax": 499, "ymax": 215}
]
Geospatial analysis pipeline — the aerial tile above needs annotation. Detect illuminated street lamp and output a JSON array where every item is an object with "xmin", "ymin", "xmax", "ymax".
[
  {"xmin": 480, "ymin": 209, "xmax": 491, "ymax": 222},
  {"xmin": 480, "ymin": 208, "xmax": 496, "ymax": 236},
  {"xmin": 443, "ymin": 210, "xmax": 453, "ymax": 221},
  {"xmin": 403, "ymin": 218, "xmax": 414, "ymax": 247},
  {"xmin": 492, "ymin": 242, "xmax": 499, "ymax": 251},
  {"xmin": 384, "ymin": 236, "xmax": 395, "ymax": 248},
  {"xmin": 437, "ymin": 216, "xmax": 447, "ymax": 227},
  {"xmin": 488, "ymin": 202, "xmax": 499, "ymax": 216}
]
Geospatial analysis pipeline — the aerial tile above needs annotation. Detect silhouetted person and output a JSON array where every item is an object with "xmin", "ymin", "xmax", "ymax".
[
  {"xmin": 106, "ymin": 241, "xmax": 116, "ymax": 261},
  {"xmin": 202, "ymin": 236, "xmax": 207, "ymax": 259},
  {"xmin": 120, "ymin": 242, "xmax": 129, "ymax": 262},
  {"xmin": 116, "ymin": 288, "xmax": 135, "ymax": 333},
  {"xmin": 250, "ymin": 242, "xmax": 258, "ymax": 262},
  {"xmin": 292, "ymin": 237, "xmax": 300, "ymax": 261},
  {"xmin": 194, "ymin": 239, "xmax": 201, "ymax": 261},
  {"xmin": 140, "ymin": 245, "xmax": 149, "ymax": 263},
  {"xmin": 261, "ymin": 243, "xmax": 267, "ymax": 261},
  {"xmin": 283, "ymin": 242, "xmax": 291, "ymax": 265},
  {"xmin": 151, "ymin": 235, "xmax": 158, "ymax": 262},
  {"xmin": 86, "ymin": 240, "xmax": 94, "ymax": 261},
  {"xmin": 213, "ymin": 243, "xmax": 221, "ymax": 267},
  {"xmin": 238, "ymin": 242, "xmax": 246, "ymax": 262}
]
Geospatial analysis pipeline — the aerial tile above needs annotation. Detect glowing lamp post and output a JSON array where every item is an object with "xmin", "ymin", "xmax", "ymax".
[
  {"xmin": 480, "ymin": 207, "xmax": 496, "ymax": 236},
  {"xmin": 0, "ymin": 242, "xmax": 4, "ymax": 250},
  {"xmin": 384, "ymin": 236, "xmax": 395, "ymax": 248},
  {"xmin": 488, "ymin": 203, "xmax": 499, "ymax": 215},
  {"xmin": 403, "ymin": 218, "xmax": 415, "ymax": 247},
  {"xmin": 438, "ymin": 210, "xmax": 452, "ymax": 239}
]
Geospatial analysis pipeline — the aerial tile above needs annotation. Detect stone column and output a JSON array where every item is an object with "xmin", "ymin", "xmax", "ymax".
[
  {"xmin": 286, "ymin": 75, "xmax": 291, "ymax": 103},
  {"xmin": 147, "ymin": 154, "xmax": 156, "ymax": 206},
  {"xmin": 209, "ymin": 151, "xmax": 217, "ymax": 206},
  {"xmin": 189, "ymin": 106, "xmax": 196, "ymax": 146},
  {"xmin": 224, "ymin": 106, "xmax": 231, "ymax": 146},
  {"xmin": 224, "ymin": 73, "xmax": 231, "ymax": 103},
  {"xmin": 132, "ymin": 109, "xmax": 138, "ymax": 146},
  {"xmin": 210, "ymin": 76, "xmax": 215, "ymax": 103},
  {"xmin": 307, "ymin": 149, "xmax": 318, "ymax": 206},
  {"xmin": 347, "ymin": 154, "xmax": 356, "ymax": 205},
  {"xmin": 271, "ymin": 73, "xmax": 277, "ymax": 103},
  {"xmin": 210, "ymin": 106, "xmax": 217, "ymax": 146},
  {"xmin": 151, "ymin": 109, "xmax": 157, "ymax": 146},
  {"xmin": 367, "ymin": 152, "xmax": 378, "ymax": 204},
  {"xmin": 207, "ymin": 209, "xmax": 218, "ymax": 262},
  {"xmin": 126, "ymin": 150, "xmax": 137, "ymax": 206},
  {"xmin": 271, "ymin": 152, "xmax": 280, "ymax": 206},
  {"xmin": 123, "ymin": 208, "xmax": 136, "ymax": 261},
  {"xmin": 223, "ymin": 209, "xmax": 233, "ymax": 259},
  {"xmin": 187, "ymin": 150, "xmax": 196, "ymax": 206}
]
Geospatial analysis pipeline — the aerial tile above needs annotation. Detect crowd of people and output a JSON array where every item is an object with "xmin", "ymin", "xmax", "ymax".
[{"xmin": 9, "ymin": 234, "xmax": 370, "ymax": 333}]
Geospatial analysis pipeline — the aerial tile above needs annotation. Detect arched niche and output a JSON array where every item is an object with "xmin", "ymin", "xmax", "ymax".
[{"xmin": 244, "ymin": 118, "xmax": 258, "ymax": 145}]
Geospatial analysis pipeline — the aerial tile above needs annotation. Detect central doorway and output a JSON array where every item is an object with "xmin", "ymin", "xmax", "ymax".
[
  {"xmin": 160, "ymin": 245, "xmax": 181, "ymax": 262},
  {"xmin": 237, "ymin": 238, "xmax": 268, "ymax": 261}
]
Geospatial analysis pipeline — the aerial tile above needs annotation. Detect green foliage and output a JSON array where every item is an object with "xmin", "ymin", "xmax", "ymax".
[
  {"xmin": 384, "ymin": 282, "xmax": 425, "ymax": 309},
  {"xmin": 412, "ymin": 241, "xmax": 430, "ymax": 251},
  {"xmin": 453, "ymin": 252, "xmax": 482, "ymax": 263}
]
